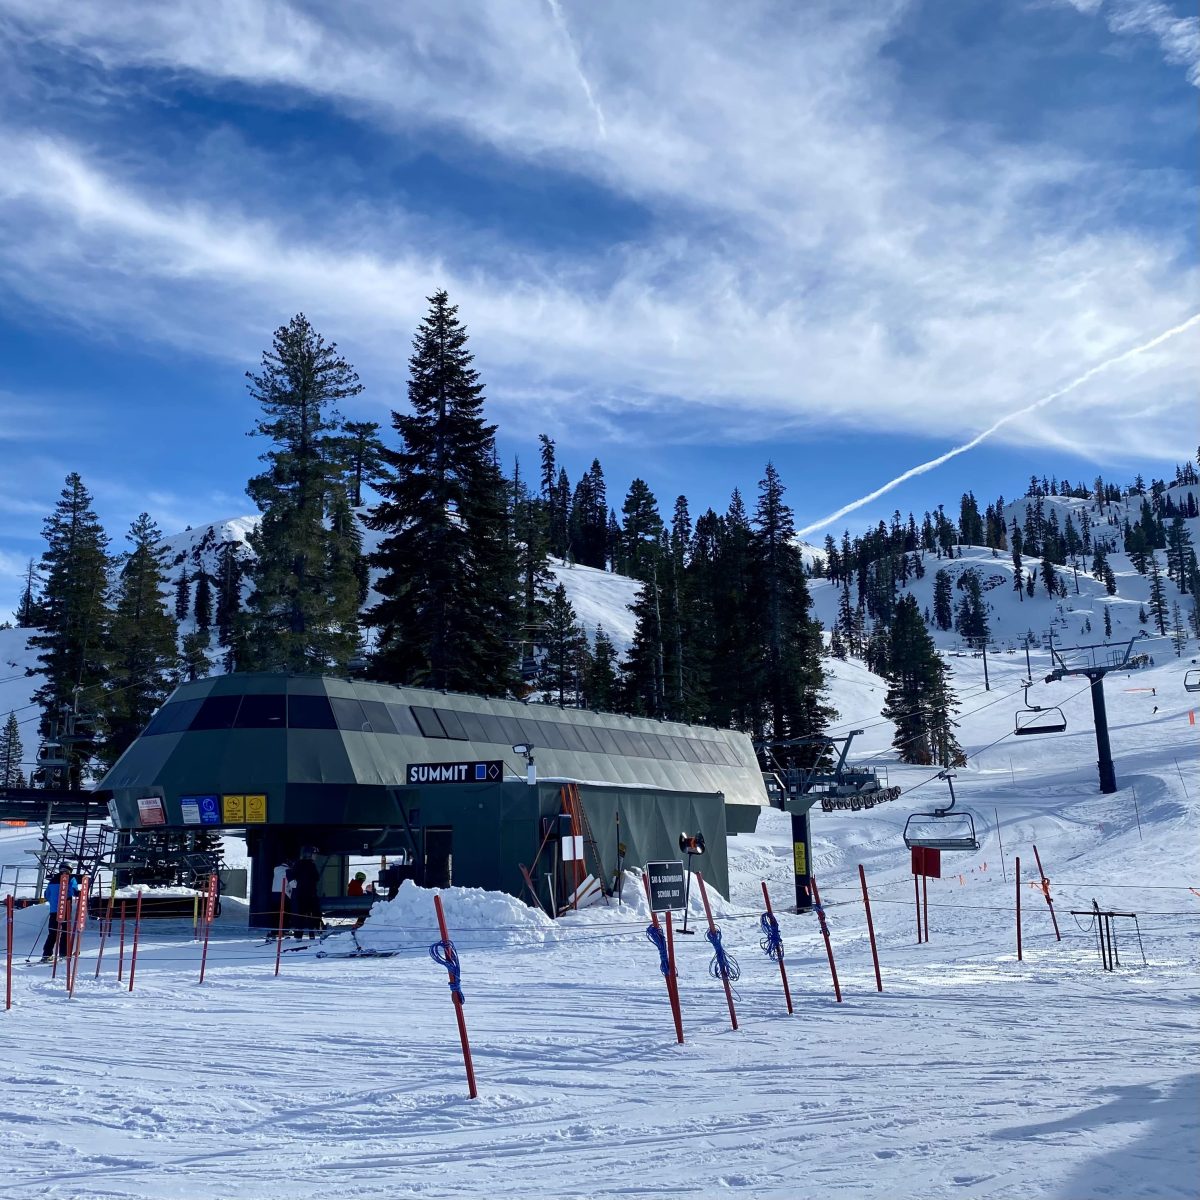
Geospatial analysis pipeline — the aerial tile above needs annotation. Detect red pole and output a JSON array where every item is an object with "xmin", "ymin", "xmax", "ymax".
[
  {"xmin": 913, "ymin": 873, "xmax": 922, "ymax": 943},
  {"xmin": 696, "ymin": 872, "xmax": 738, "ymax": 1031},
  {"xmin": 922, "ymin": 873, "xmax": 930, "ymax": 943},
  {"xmin": 68, "ymin": 876, "xmax": 90, "ymax": 998},
  {"xmin": 810, "ymin": 876, "xmax": 842, "ymax": 1003},
  {"xmin": 117, "ymin": 900, "xmax": 127, "ymax": 982},
  {"xmin": 128, "ymin": 890, "xmax": 143, "ymax": 993},
  {"xmin": 1032, "ymin": 844, "xmax": 1061, "ymax": 942},
  {"xmin": 94, "ymin": 889, "xmax": 115, "ymax": 980},
  {"xmin": 5, "ymin": 894, "xmax": 13, "ymax": 1011},
  {"xmin": 760, "ymin": 881, "xmax": 793, "ymax": 1013},
  {"xmin": 663, "ymin": 910, "xmax": 685, "ymax": 1043},
  {"xmin": 51, "ymin": 871, "xmax": 69, "ymax": 980},
  {"xmin": 273, "ymin": 882, "xmax": 287, "ymax": 978},
  {"xmin": 198, "ymin": 873, "xmax": 218, "ymax": 985},
  {"xmin": 640, "ymin": 873, "xmax": 684, "ymax": 1043},
  {"xmin": 858, "ymin": 865, "xmax": 883, "ymax": 993},
  {"xmin": 1015, "ymin": 857, "xmax": 1022, "ymax": 962},
  {"xmin": 433, "ymin": 893, "xmax": 477, "ymax": 1100}
]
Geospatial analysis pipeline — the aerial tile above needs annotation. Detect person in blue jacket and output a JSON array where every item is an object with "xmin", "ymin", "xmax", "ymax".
[{"xmin": 41, "ymin": 865, "xmax": 80, "ymax": 963}]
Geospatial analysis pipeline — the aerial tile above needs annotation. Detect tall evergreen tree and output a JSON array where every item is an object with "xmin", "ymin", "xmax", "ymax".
[
  {"xmin": 366, "ymin": 291, "xmax": 520, "ymax": 693},
  {"xmin": 100, "ymin": 514, "xmax": 178, "ymax": 767},
  {"xmin": 954, "ymin": 569, "xmax": 989, "ymax": 642},
  {"xmin": 29, "ymin": 473, "xmax": 111, "ymax": 784},
  {"xmin": 15, "ymin": 560, "xmax": 43, "ymax": 628},
  {"xmin": 339, "ymin": 419, "xmax": 385, "ymax": 508},
  {"xmin": 215, "ymin": 541, "xmax": 246, "ymax": 659},
  {"xmin": 883, "ymin": 595, "xmax": 963, "ymax": 766},
  {"xmin": 619, "ymin": 479, "xmax": 664, "ymax": 581},
  {"xmin": 932, "ymin": 568, "xmax": 954, "ymax": 631},
  {"xmin": 537, "ymin": 583, "xmax": 589, "ymax": 706},
  {"xmin": 243, "ymin": 314, "xmax": 364, "ymax": 672},
  {"xmin": 192, "ymin": 570, "xmax": 213, "ymax": 632},
  {"xmin": 174, "ymin": 568, "xmax": 191, "ymax": 622},
  {"xmin": 1147, "ymin": 553, "xmax": 1169, "ymax": 636},
  {"xmin": 0, "ymin": 711, "xmax": 24, "ymax": 787},
  {"xmin": 583, "ymin": 626, "xmax": 620, "ymax": 711}
]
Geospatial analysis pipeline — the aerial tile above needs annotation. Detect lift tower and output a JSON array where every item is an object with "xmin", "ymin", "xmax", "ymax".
[{"xmin": 1045, "ymin": 632, "xmax": 1149, "ymax": 795}]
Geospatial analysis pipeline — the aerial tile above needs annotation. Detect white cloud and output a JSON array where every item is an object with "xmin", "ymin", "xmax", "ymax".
[
  {"xmin": 1059, "ymin": 0, "xmax": 1200, "ymax": 85},
  {"xmin": 0, "ymin": 0, "xmax": 1194, "ymax": 462}
]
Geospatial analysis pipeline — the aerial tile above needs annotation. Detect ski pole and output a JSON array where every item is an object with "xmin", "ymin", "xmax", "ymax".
[{"xmin": 24, "ymin": 911, "xmax": 49, "ymax": 963}]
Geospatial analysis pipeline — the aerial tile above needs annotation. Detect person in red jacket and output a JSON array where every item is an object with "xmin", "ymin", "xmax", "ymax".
[{"xmin": 347, "ymin": 871, "xmax": 367, "ymax": 897}]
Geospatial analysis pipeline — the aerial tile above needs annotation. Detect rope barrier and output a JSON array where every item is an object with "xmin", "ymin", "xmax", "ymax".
[
  {"xmin": 645, "ymin": 923, "xmax": 671, "ymax": 977},
  {"xmin": 758, "ymin": 912, "xmax": 785, "ymax": 962},
  {"xmin": 705, "ymin": 926, "xmax": 741, "ymax": 984},
  {"xmin": 428, "ymin": 938, "xmax": 465, "ymax": 1003}
]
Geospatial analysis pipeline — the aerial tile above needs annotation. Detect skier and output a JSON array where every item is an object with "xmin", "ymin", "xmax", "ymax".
[
  {"xmin": 40, "ymin": 865, "xmax": 80, "ymax": 963},
  {"xmin": 289, "ymin": 848, "xmax": 323, "ymax": 941},
  {"xmin": 268, "ymin": 856, "xmax": 293, "ymax": 939},
  {"xmin": 347, "ymin": 871, "xmax": 367, "ymax": 897}
]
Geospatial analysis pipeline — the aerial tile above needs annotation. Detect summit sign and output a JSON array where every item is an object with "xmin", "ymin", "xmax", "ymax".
[{"xmin": 406, "ymin": 760, "xmax": 504, "ymax": 786}]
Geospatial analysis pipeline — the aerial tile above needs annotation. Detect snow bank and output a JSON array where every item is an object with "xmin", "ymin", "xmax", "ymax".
[{"xmin": 354, "ymin": 878, "xmax": 559, "ymax": 952}]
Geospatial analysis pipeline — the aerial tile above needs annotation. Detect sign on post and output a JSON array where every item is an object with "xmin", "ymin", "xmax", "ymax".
[
  {"xmin": 406, "ymin": 760, "xmax": 503, "ymax": 785},
  {"xmin": 645, "ymin": 860, "xmax": 686, "ymax": 912},
  {"xmin": 911, "ymin": 846, "xmax": 942, "ymax": 879}
]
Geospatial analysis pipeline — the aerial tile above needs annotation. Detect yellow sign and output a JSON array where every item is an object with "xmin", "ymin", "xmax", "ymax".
[
  {"xmin": 222, "ymin": 794, "xmax": 245, "ymax": 823},
  {"xmin": 793, "ymin": 842, "xmax": 807, "ymax": 876},
  {"xmin": 244, "ymin": 794, "xmax": 267, "ymax": 824}
]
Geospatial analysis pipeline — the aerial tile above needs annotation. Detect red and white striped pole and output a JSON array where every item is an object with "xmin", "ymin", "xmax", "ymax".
[
  {"xmin": 198, "ymin": 873, "xmax": 218, "ymax": 984},
  {"xmin": 51, "ymin": 871, "xmax": 70, "ymax": 980},
  {"xmin": 67, "ymin": 875, "xmax": 91, "ymax": 998}
]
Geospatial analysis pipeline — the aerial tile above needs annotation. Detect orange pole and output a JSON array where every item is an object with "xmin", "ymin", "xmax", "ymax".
[
  {"xmin": 51, "ymin": 871, "xmax": 69, "ymax": 980},
  {"xmin": 810, "ymin": 876, "xmax": 842, "ymax": 1003},
  {"xmin": 858, "ymin": 864, "xmax": 883, "ymax": 992},
  {"xmin": 198, "ymin": 874, "xmax": 218, "ymax": 984},
  {"xmin": 117, "ymin": 900, "xmax": 127, "ymax": 982},
  {"xmin": 433, "ymin": 894, "xmax": 477, "ymax": 1099},
  {"xmin": 67, "ymin": 876, "xmax": 90, "ymax": 998},
  {"xmin": 760, "ymin": 880, "xmax": 793, "ymax": 1014},
  {"xmin": 696, "ymin": 871, "xmax": 738, "ymax": 1031},
  {"xmin": 273, "ymin": 884, "xmax": 287, "ymax": 978},
  {"xmin": 128, "ymin": 890, "xmax": 143, "ymax": 993},
  {"xmin": 94, "ymin": 889, "xmax": 116, "ymax": 980}
]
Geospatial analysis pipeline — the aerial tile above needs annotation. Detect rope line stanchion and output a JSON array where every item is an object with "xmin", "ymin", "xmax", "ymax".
[
  {"xmin": 94, "ymin": 889, "xmax": 116, "ymax": 980},
  {"xmin": 5, "ymin": 894, "xmax": 12, "ymax": 1011},
  {"xmin": 431, "ymin": 893, "xmax": 477, "ymax": 1099},
  {"xmin": 696, "ymin": 871, "xmax": 739, "ymax": 1031},
  {"xmin": 67, "ymin": 875, "xmax": 90, "ymax": 998},
  {"xmin": 913, "ymin": 873, "xmax": 922, "ymax": 944},
  {"xmin": 810, "ymin": 876, "xmax": 842, "ymax": 1003},
  {"xmin": 858, "ymin": 864, "xmax": 883, "ymax": 993},
  {"xmin": 1032, "ymin": 844, "xmax": 1061, "ymax": 941},
  {"xmin": 198, "ymin": 873, "xmax": 218, "ymax": 985},
  {"xmin": 640, "ymin": 872, "xmax": 684, "ymax": 1043},
  {"xmin": 51, "ymin": 870, "xmax": 69, "ymax": 980},
  {"xmin": 759, "ymin": 881, "xmax": 792, "ymax": 1014},
  {"xmin": 128, "ymin": 890, "xmax": 143, "ymax": 994},
  {"xmin": 1015, "ymin": 857, "xmax": 1022, "ymax": 962},
  {"xmin": 273, "ymin": 884, "xmax": 287, "ymax": 978},
  {"xmin": 922, "ymin": 873, "xmax": 930, "ymax": 944}
]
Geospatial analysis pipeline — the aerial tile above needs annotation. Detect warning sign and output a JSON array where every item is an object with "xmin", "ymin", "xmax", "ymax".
[
  {"xmin": 244, "ymin": 794, "xmax": 267, "ymax": 823},
  {"xmin": 180, "ymin": 799, "xmax": 201, "ymax": 826},
  {"xmin": 222, "ymin": 794, "xmax": 245, "ymax": 823},
  {"xmin": 793, "ymin": 842, "xmax": 807, "ymax": 876},
  {"xmin": 137, "ymin": 796, "xmax": 166, "ymax": 827}
]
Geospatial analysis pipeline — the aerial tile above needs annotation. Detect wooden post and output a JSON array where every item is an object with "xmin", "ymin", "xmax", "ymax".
[
  {"xmin": 696, "ymin": 872, "xmax": 738, "ymax": 1031},
  {"xmin": 858, "ymin": 865, "xmax": 883, "ymax": 992},
  {"xmin": 433, "ymin": 894, "xmax": 478, "ymax": 1099},
  {"xmin": 1015, "ymin": 857, "xmax": 1022, "ymax": 962},
  {"xmin": 760, "ymin": 881, "xmax": 793, "ymax": 1013},
  {"xmin": 128, "ymin": 890, "xmax": 143, "ymax": 993},
  {"xmin": 1032, "ymin": 844, "xmax": 1061, "ymax": 941},
  {"xmin": 810, "ymin": 876, "xmax": 842, "ymax": 1003}
]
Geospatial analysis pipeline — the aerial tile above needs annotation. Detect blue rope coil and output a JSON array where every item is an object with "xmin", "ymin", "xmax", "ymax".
[
  {"xmin": 759, "ymin": 912, "xmax": 785, "ymax": 962},
  {"xmin": 645, "ymin": 923, "xmax": 671, "ymax": 977},
  {"xmin": 429, "ymin": 938, "xmax": 465, "ymax": 1003},
  {"xmin": 705, "ymin": 926, "xmax": 742, "ymax": 983}
]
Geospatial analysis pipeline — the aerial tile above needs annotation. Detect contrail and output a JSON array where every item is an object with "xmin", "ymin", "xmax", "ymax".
[
  {"xmin": 797, "ymin": 312, "xmax": 1200, "ymax": 537},
  {"xmin": 545, "ymin": 0, "xmax": 607, "ymax": 139}
]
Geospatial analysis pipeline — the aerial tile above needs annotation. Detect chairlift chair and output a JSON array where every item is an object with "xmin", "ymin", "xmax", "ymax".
[
  {"xmin": 902, "ymin": 771, "xmax": 979, "ymax": 852},
  {"xmin": 1013, "ymin": 680, "xmax": 1067, "ymax": 736},
  {"xmin": 1185, "ymin": 668, "xmax": 1200, "ymax": 694}
]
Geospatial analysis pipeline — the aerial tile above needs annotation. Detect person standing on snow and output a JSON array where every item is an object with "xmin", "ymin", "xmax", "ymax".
[
  {"xmin": 289, "ymin": 847, "xmax": 323, "ymax": 940},
  {"xmin": 268, "ymin": 856, "xmax": 293, "ymax": 939},
  {"xmin": 40, "ymin": 865, "xmax": 80, "ymax": 963}
]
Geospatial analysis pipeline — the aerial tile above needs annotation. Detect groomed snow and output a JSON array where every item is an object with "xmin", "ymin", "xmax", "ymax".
[{"xmin": 1, "ymin": 650, "xmax": 1196, "ymax": 1199}]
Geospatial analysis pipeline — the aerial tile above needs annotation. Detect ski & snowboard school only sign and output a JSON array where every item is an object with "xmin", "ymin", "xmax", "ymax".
[
  {"xmin": 645, "ymin": 860, "xmax": 687, "ymax": 912},
  {"xmin": 406, "ymin": 760, "xmax": 504, "ymax": 785}
]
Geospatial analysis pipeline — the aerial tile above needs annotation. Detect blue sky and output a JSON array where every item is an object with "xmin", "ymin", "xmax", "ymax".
[{"xmin": 0, "ymin": 0, "xmax": 1196, "ymax": 615}]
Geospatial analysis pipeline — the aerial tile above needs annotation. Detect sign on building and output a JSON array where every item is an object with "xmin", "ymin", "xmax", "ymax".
[
  {"xmin": 137, "ymin": 796, "xmax": 166, "ymax": 827},
  {"xmin": 645, "ymin": 860, "xmax": 686, "ymax": 912},
  {"xmin": 244, "ymin": 794, "xmax": 267, "ymax": 823},
  {"xmin": 180, "ymin": 799, "xmax": 201, "ymax": 826},
  {"xmin": 222, "ymin": 794, "xmax": 246, "ymax": 823},
  {"xmin": 406, "ymin": 760, "xmax": 503, "ymax": 785}
]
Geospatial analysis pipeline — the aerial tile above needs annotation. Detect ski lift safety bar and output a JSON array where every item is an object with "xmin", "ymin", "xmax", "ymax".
[
  {"xmin": 645, "ymin": 860, "xmax": 687, "ymax": 912},
  {"xmin": 405, "ymin": 760, "xmax": 504, "ymax": 785},
  {"xmin": 819, "ymin": 786, "xmax": 901, "ymax": 812}
]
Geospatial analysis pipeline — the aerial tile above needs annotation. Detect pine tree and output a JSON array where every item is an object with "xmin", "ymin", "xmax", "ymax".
[
  {"xmin": 179, "ymin": 629, "xmax": 211, "ymax": 682},
  {"xmin": 366, "ymin": 291, "xmax": 519, "ymax": 694},
  {"xmin": 1170, "ymin": 601, "xmax": 1187, "ymax": 656},
  {"xmin": 932, "ymin": 569, "xmax": 954, "ymax": 631},
  {"xmin": 243, "ymin": 314, "xmax": 364, "ymax": 672},
  {"xmin": 174, "ymin": 568, "xmax": 191, "ymax": 622},
  {"xmin": 29, "ymin": 473, "xmax": 110, "ymax": 785},
  {"xmin": 623, "ymin": 571, "xmax": 666, "ymax": 718},
  {"xmin": 0, "ymin": 711, "xmax": 25, "ymax": 787},
  {"xmin": 583, "ymin": 626, "xmax": 619, "ymax": 711},
  {"xmin": 1103, "ymin": 605, "xmax": 1112, "ymax": 637},
  {"xmin": 14, "ymin": 560, "xmax": 43, "ymax": 628},
  {"xmin": 100, "ymin": 513, "xmax": 179, "ymax": 767},
  {"xmin": 884, "ymin": 595, "xmax": 963, "ymax": 766},
  {"xmin": 954, "ymin": 569, "xmax": 989, "ymax": 642},
  {"xmin": 619, "ymin": 480, "xmax": 664, "ymax": 581},
  {"xmin": 537, "ymin": 584, "xmax": 588, "ymax": 706},
  {"xmin": 1041, "ymin": 556, "xmax": 1058, "ymax": 597},
  {"xmin": 215, "ymin": 542, "xmax": 245, "ymax": 650},
  {"xmin": 339, "ymin": 420, "xmax": 385, "ymax": 508},
  {"xmin": 193, "ymin": 570, "xmax": 213, "ymax": 632},
  {"xmin": 1147, "ymin": 553, "xmax": 1169, "ymax": 636},
  {"xmin": 1011, "ymin": 525, "xmax": 1024, "ymax": 601}
]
